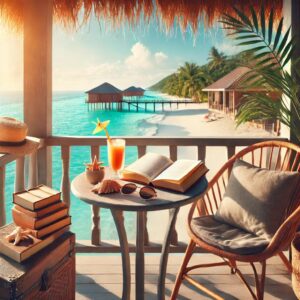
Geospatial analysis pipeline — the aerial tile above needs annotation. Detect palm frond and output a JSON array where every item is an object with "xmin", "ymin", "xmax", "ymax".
[{"xmin": 221, "ymin": 5, "xmax": 300, "ymax": 142}]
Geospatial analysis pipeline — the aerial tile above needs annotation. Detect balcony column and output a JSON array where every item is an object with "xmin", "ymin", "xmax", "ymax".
[
  {"xmin": 290, "ymin": 0, "xmax": 300, "ymax": 144},
  {"xmin": 23, "ymin": 0, "xmax": 53, "ymax": 185}
]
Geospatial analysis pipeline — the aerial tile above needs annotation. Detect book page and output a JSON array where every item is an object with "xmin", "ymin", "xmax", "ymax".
[
  {"xmin": 122, "ymin": 152, "xmax": 173, "ymax": 182},
  {"xmin": 153, "ymin": 159, "xmax": 202, "ymax": 183}
]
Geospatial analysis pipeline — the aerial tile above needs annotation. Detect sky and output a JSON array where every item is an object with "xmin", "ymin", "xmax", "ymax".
[{"xmin": 0, "ymin": 15, "xmax": 239, "ymax": 92}]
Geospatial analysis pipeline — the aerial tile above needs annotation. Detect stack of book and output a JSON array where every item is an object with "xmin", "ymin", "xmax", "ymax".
[
  {"xmin": 0, "ymin": 185, "xmax": 71, "ymax": 262},
  {"xmin": 12, "ymin": 185, "xmax": 71, "ymax": 239}
]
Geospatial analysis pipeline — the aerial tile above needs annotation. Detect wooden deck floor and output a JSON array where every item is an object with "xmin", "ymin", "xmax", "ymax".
[{"xmin": 75, "ymin": 253, "xmax": 296, "ymax": 300}]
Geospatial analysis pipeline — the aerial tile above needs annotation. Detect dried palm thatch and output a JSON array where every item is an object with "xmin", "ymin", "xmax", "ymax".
[{"xmin": 0, "ymin": 0, "xmax": 283, "ymax": 33}]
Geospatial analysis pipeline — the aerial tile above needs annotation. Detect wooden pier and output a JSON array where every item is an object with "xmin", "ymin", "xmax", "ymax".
[{"xmin": 86, "ymin": 99, "xmax": 195, "ymax": 112}]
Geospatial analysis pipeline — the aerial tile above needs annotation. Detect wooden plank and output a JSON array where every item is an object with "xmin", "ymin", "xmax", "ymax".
[
  {"xmin": 0, "ymin": 166, "xmax": 5, "ymax": 226},
  {"xmin": 74, "ymin": 253, "xmax": 295, "ymax": 300}
]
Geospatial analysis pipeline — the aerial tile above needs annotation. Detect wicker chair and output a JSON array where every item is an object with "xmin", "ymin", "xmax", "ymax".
[{"xmin": 171, "ymin": 140, "xmax": 300, "ymax": 300}]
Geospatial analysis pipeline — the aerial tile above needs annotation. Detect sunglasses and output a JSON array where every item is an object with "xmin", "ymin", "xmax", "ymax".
[{"xmin": 121, "ymin": 183, "xmax": 157, "ymax": 200}]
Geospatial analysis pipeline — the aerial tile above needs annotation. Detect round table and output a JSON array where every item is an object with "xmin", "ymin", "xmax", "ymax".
[{"xmin": 71, "ymin": 171, "xmax": 208, "ymax": 300}]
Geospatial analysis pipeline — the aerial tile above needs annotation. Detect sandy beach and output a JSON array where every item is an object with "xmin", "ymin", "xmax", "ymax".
[{"xmin": 147, "ymin": 102, "xmax": 274, "ymax": 243}]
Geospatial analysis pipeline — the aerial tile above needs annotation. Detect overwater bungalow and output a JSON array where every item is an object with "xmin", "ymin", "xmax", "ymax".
[
  {"xmin": 122, "ymin": 86, "xmax": 145, "ymax": 98},
  {"xmin": 0, "ymin": 1, "xmax": 300, "ymax": 300},
  {"xmin": 86, "ymin": 82, "xmax": 123, "ymax": 103}
]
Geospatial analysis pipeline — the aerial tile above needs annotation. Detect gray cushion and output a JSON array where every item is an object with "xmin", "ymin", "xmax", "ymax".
[
  {"xmin": 215, "ymin": 159, "xmax": 300, "ymax": 241},
  {"xmin": 191, "ymin": 215, "xmax": 269, "ymax": 255}
]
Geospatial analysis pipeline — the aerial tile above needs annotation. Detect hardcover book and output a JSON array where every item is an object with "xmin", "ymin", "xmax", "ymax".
[
  {"xmin": 13, "ymin": 185, "xmax": 61, "ymax": 211},
  {"xmin": 0, "ymin": 223, "xmax": 69, "ymax": 262},
  {"xmin": 121, "ymin": 152, "xmax": 208, "ymax": 192},
  {"xmin": 12, "ymin": 206, "xmax": 69, "ymax": 230},
  {"xmin": 13, "ymin": 201, "xmax": 67, "ymax": 218},
  {"xmin": 29, "ymin": 216, "xmax": 71, "ymax": 239}
]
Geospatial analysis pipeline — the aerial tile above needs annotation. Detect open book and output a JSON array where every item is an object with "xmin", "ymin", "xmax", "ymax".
[{"xmin": 121, "ymin": 153, "xmax": 208, "ymax": 192}]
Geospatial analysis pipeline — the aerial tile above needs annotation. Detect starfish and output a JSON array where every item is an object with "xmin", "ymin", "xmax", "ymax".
[
  {"xmin": 92, "ymin": 118, "xmax": 110, "ymax": 140},
  {"xmin": 85, "ymin": 155, "xmax": 104, "ymax": 171},
  {"xmin": 6, "ymin": 227, "xmax": 35, "ymax": 245}
]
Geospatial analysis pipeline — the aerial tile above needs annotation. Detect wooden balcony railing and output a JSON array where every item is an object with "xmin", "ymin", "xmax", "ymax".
[{"xmin": 0, "ymin": 136, "xmax": 288, "ymax": 253}]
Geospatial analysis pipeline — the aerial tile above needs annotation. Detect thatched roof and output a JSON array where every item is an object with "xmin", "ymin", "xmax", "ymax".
[
  {"xmin": 0, "ymin": 0, "xmax": 283, "ymax": 33},
  {"xmin": 86, "ymin": 82, "xmax": 121, "ymax": 94},
  {"xmin": 202, "ymin": 67, "xmax": 251, "ymax": 91}
]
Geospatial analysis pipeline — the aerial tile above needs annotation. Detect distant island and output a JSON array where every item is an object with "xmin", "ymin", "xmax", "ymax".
[{"xmin": 149, "ymin": 47, "xmax": 251, "ymax": 102}]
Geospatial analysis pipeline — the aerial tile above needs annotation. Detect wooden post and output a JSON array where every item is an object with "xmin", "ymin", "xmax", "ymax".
[
  {"xmin": 24, "ymin": 0, "xmax": 53, "ymax": 186},
  {"xmin": 232, "ymin": 91, "xmax": 236, "ymax": 117},
  {"xmin": 289, "ymin": 0, "xmax": 300, "ymax": 144},
  {"xmin": 223, "ymin": 91, "xmax": 226, "ymax": 113}
]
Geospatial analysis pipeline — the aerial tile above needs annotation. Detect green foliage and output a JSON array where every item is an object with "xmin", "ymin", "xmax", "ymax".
[
  {"xmin": 221, "ymin": 5, "xmax": 300, "ymax": 141},
  {"xmin": 149, "ymin": 48, "xmax": 248, "ymax": 102}
]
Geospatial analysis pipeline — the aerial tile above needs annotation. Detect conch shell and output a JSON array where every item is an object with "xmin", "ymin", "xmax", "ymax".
[{"xmin": 92, "ymin": 179, "xmax": 121, "ymax": 194}]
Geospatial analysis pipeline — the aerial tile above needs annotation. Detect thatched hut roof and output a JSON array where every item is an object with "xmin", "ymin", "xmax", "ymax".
[
  {"xmin": 86, "ymin": 82, "xmax": 121, "ymax": 94},
  {"xmin": 202, "ymin": 66, "xmax": 267, "ymax": 92},
  {"xmin": 203, "ymin": 67, "xmax": 250, "ymax": 91},
  {"xmin": 0, "ymin": 0, "xmax": 283, "ymax": 33}
]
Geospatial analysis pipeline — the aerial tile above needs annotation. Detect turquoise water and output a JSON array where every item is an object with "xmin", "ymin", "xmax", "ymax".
[{"xmin": 0, "ymin": 91, "xmax": 165, "ymax": 240}]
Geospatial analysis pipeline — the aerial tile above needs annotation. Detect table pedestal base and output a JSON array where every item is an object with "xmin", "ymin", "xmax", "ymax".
[
  {"xmin": 111, "ymin": 208, "xmax": 180, "ymax": 300},
  {"xmin": 111, "ymin": 209, "xmax": 131, "ymax": 300}
]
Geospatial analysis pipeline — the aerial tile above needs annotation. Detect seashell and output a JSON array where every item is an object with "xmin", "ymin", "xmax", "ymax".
[
  {"xmin": 5, "ymin": 226, "xmax": 34, "ymax": 245},
  {"xmin": 92, "ymin": 179, "xmax": 121, "ymax": 194}
]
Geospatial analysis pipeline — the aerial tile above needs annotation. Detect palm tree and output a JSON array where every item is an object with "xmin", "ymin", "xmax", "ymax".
[
  {"xmin": 178, "ymin": 62, "xmax": 210, "ymax": 101},
  {"xmin": 208, "ymin": 47, "xmax": 227, "ymax": 71}
]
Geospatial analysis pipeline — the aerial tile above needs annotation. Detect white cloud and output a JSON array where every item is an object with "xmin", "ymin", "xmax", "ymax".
[
  {"xmin": 53, "ymin": 42, "xmax": 172, "ymax": 90},
  {"xmin": 215, "ymin": 42, "xmax": 240, "ymax": 56},
  {"xmin": 155, "ymin": 52, "xmax": 168, "ymax": 64},
  {"xmin": 125, "ymin": 42, "xmax": 151, "ymax": 69}
]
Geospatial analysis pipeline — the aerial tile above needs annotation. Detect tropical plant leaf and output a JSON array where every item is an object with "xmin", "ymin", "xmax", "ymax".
[
  {"xmin": 250, "ymin": 6, "xmax": 259, "ymax": 33},
  {"xmin": 254, "ymin": 51, "xmax": 272, "ymax": 60},
  {"xmin": 277, "ymin": 27, "xmax": 291, "ymax": 55},
  {"xmin": 220, "ymin": 4, "xmax": 300, "ymax": 141},
  {"xmin": 268, "ymin": 9, "xmax": 273, "ymax": 45},
  {"xmin": 260, "ymin": 4, "xmax": 266, "ymax": 38},
  {"xmin": 279, "ymin": 38, "xmax": 295, "ymax": 63},
  {"xmin": 238, "ymin": 40, "xmax": 264, "ymax": 46},
  {"xmin": 233, "ymin": 7, "xmax": 253, "ymax": 29},
  {"xmin": 235, "ymin": 34, "xmax": 261, "ymax": 40},
  {"xmin": 273, "ymin": 18, "xmax": 283, "ymax": 50}
]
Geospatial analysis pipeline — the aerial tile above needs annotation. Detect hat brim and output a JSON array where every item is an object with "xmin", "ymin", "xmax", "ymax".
[{"xmin": 0, "ymin": 136, "xmax": 40, "ymax": 156}]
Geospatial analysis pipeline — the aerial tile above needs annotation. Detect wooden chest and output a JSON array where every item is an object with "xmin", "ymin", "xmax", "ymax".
[{"xmin": 0, "ymin": 232, "xmax": 75, "ymax": 300}]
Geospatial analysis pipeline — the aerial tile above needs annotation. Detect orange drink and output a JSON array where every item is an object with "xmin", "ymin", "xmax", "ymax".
[{"xmin": 107, "ymin": 138, "xmax": 125, "ymax": 177}]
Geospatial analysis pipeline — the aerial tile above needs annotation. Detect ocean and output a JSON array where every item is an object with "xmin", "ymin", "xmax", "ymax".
[{"xmin": 0, "ymin": 90, "xmax": 166, "ymax": 240}]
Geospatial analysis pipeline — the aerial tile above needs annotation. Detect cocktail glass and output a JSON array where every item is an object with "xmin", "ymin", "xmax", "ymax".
[{"xmin": 107, "ymin": 138, "xmax": 126, "ymax": 178}]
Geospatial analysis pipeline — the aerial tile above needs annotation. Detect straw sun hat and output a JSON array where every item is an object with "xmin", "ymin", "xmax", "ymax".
[{"xmin": 0, "ymin": 117, "xmax": 40, "ymax": 155}]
